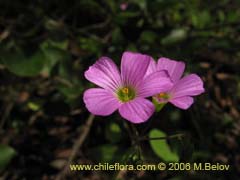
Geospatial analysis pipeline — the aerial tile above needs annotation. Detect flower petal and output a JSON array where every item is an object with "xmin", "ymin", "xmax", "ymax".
[
  {"xmin": 85, "ymin": 57, "xmax": 122, "ymax": 91},
  {"xmin": 121, "ymin": 51, "xmax": 151, "ymax": 87},
  {"xmin": 83, "ymin": 88, "xmax": 121, "ymax": 116},
  {"xmin": 137, "ymin": 71, "xmax": 173, "ymax": 97},
  {"xmin": 170, "ymin": 96, "xmax": 194, "ymax": 109},
  {"xmin": 170, "ymin": 74, "xmax": 205, "ymax": 98},
  {"xmin": 145, "ymin": 57, "xmax": 157, "ymax": 76},
  {"xmin": 118, "ymin": 98, "xmax": 154, "ymax": 123},
  {"xmin": 157, "ymin": 57, "xmax": 185, "ymax": 82}
]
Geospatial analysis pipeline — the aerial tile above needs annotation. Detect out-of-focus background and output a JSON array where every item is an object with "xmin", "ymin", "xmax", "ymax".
[{"xmin": 0, "ymin": 0, "xmax": 240, "ymax": 179}]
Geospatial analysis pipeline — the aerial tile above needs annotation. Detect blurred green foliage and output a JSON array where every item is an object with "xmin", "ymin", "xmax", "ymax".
[
  {"xmin": 0, "ymin": 144, "xmax": 16, "ymax": 171},
  {"xmin": 149, "ymin": 129, "xmax": 179, "ymax": 162}
]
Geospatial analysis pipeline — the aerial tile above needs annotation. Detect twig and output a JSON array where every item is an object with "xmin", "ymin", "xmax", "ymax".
[
  {"xmin": 191, "ymin": 22, "xmax": 240, "ymax": 32},
  {"xmin": 115, "ymin": 123, "xmax": 140, "ymax": 180},
  {"xmin": 0, "ymin": 103, "xmax": 13, "ymax": 130},
  {"xmin": 55, "ymin": 114, "xmax": 95, "ymax": 180},
  {"xmin": 123, "ymin": 121, "xmax": 135, "ymax": 145},
  {"xmin": 54, "ymin": 76, "xmax": 74, "ymax": 88},
  {"xmin": 77, "ymin": 17, "xmax": 111, "ymax": 32},
  {"xmin": 137, "ymin": 133, "xmax": 185, "ymax": 142}
]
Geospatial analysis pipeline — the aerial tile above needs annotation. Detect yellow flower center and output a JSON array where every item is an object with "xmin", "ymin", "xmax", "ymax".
[
  {"xmin": 117, "ymin": 87, "xmax": 136, "ymax": 102},
  {"xmin": 122, "ymin": 87, "xmax": 129, "ymax": 94},
  {"xmin": 156, "ymin": 92, "xmax": 170, "ymax": 100}
]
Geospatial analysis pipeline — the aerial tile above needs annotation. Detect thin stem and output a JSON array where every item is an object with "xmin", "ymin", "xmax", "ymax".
[
  {"xmin": 130, "ymin": 123, "xmax": 139, "ymax": 137},
  {"xmin": 138, "ymin": 133, "xmax": 185, "ymax": 142},
  {"xmin": 55, "ymin": 114, "xmax": 95, "ymax": 180},
  {"xmin": 123, "ymin": 121, "xmax": 135, "ymax": 145},
  {"xmin": 0, "ymin": 102, "xmax": 13, "ymax": 130}
]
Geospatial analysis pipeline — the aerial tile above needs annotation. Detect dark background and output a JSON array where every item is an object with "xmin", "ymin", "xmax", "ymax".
[{"xmin": 0, "ymin": 0, "xmax": 240, "ymax": 179}]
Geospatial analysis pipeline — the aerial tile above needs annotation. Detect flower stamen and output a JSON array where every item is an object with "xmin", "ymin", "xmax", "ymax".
[
  {"xmin": 117, "ymin": 87, "xmax": 135, "ymax": 102},
  {"xmin": 154, "ymin": 92, "xmax": 170, "ymax": 103},
  {"xmin": 122, "ymin": 87, "xmax": 129, "ymax": 94},
  {"xmin": 157, "ymin": 92, "xmax": 169, "ymax": 99}
]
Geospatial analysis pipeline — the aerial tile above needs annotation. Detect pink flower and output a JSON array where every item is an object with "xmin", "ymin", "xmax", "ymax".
[
  {"xmin": 120, "ymin": 2, "xmax": 128, "ymax": 11},
  {"xmin": 83, "ymin": 52, "xmax": 173, "ymax": 123},
  {"xmin": 147, "ymin": 57, "xmax": 205, "ymax": 109}
]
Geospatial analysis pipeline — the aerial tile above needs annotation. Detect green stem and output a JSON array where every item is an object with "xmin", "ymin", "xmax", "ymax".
[{"xmin": 138, "ymin": 133, "xmax": 185, "ymax": 142}]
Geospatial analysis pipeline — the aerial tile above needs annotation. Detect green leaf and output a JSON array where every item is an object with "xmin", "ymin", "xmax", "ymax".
[
  {"xmin": 139, "ymin": 31, "xmax": 158, "ymax": 44},
  {"xmin": 27, "ymin": 102, "xmax": 40, "ymax": 111},
  {"xmin": 78, "ymin": 37, "xmax": 102, "ymax": 55},
  {"xmin": 227, "ymin": 10, "xmax": 240, "ymax": 23},
  {"xmin": 105, "ymin": 122, "xmax": 122, "ymax": 143},
  {"xmin": 133, "ymin": 0, "xmax": 147, "ymax": 10},
  {"xmin": 111, "ymin": 28, "xmax": 125, "ymax": 44},
  {"xmin": 104, "ymin": 0, "xmax": 117, "ymax": 12},
  {"xmin": 41, "ymin": 39, "xmax": 68, "ymax": 50},
  {"xmin": 0, "ymin": 49, "xmax": 46, "ymax": 77},
  {"xmin": 58, "ymin": 83, "xmax": 83, "ymax": 103},
  {"xmin": 161, "ymin": 28, "xmax": 187, "ymax": 45},
  {"xmin": 0, "ymin": 144, "xmax": 16, "ymax": 170},
  {"xmin": 122, "ymin": 147, "xmax": 142, "ymax": 165},
  {"xmin": 149, "ymin": 129, "xmax": 179, "ymax": 162},
  {"xmin": 191, "ymin": 11, "xmax": 211, "ymax": 29},
  {"xmin": 40, "ymin": 44, "xmax": 70, "ymax": 76}
]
